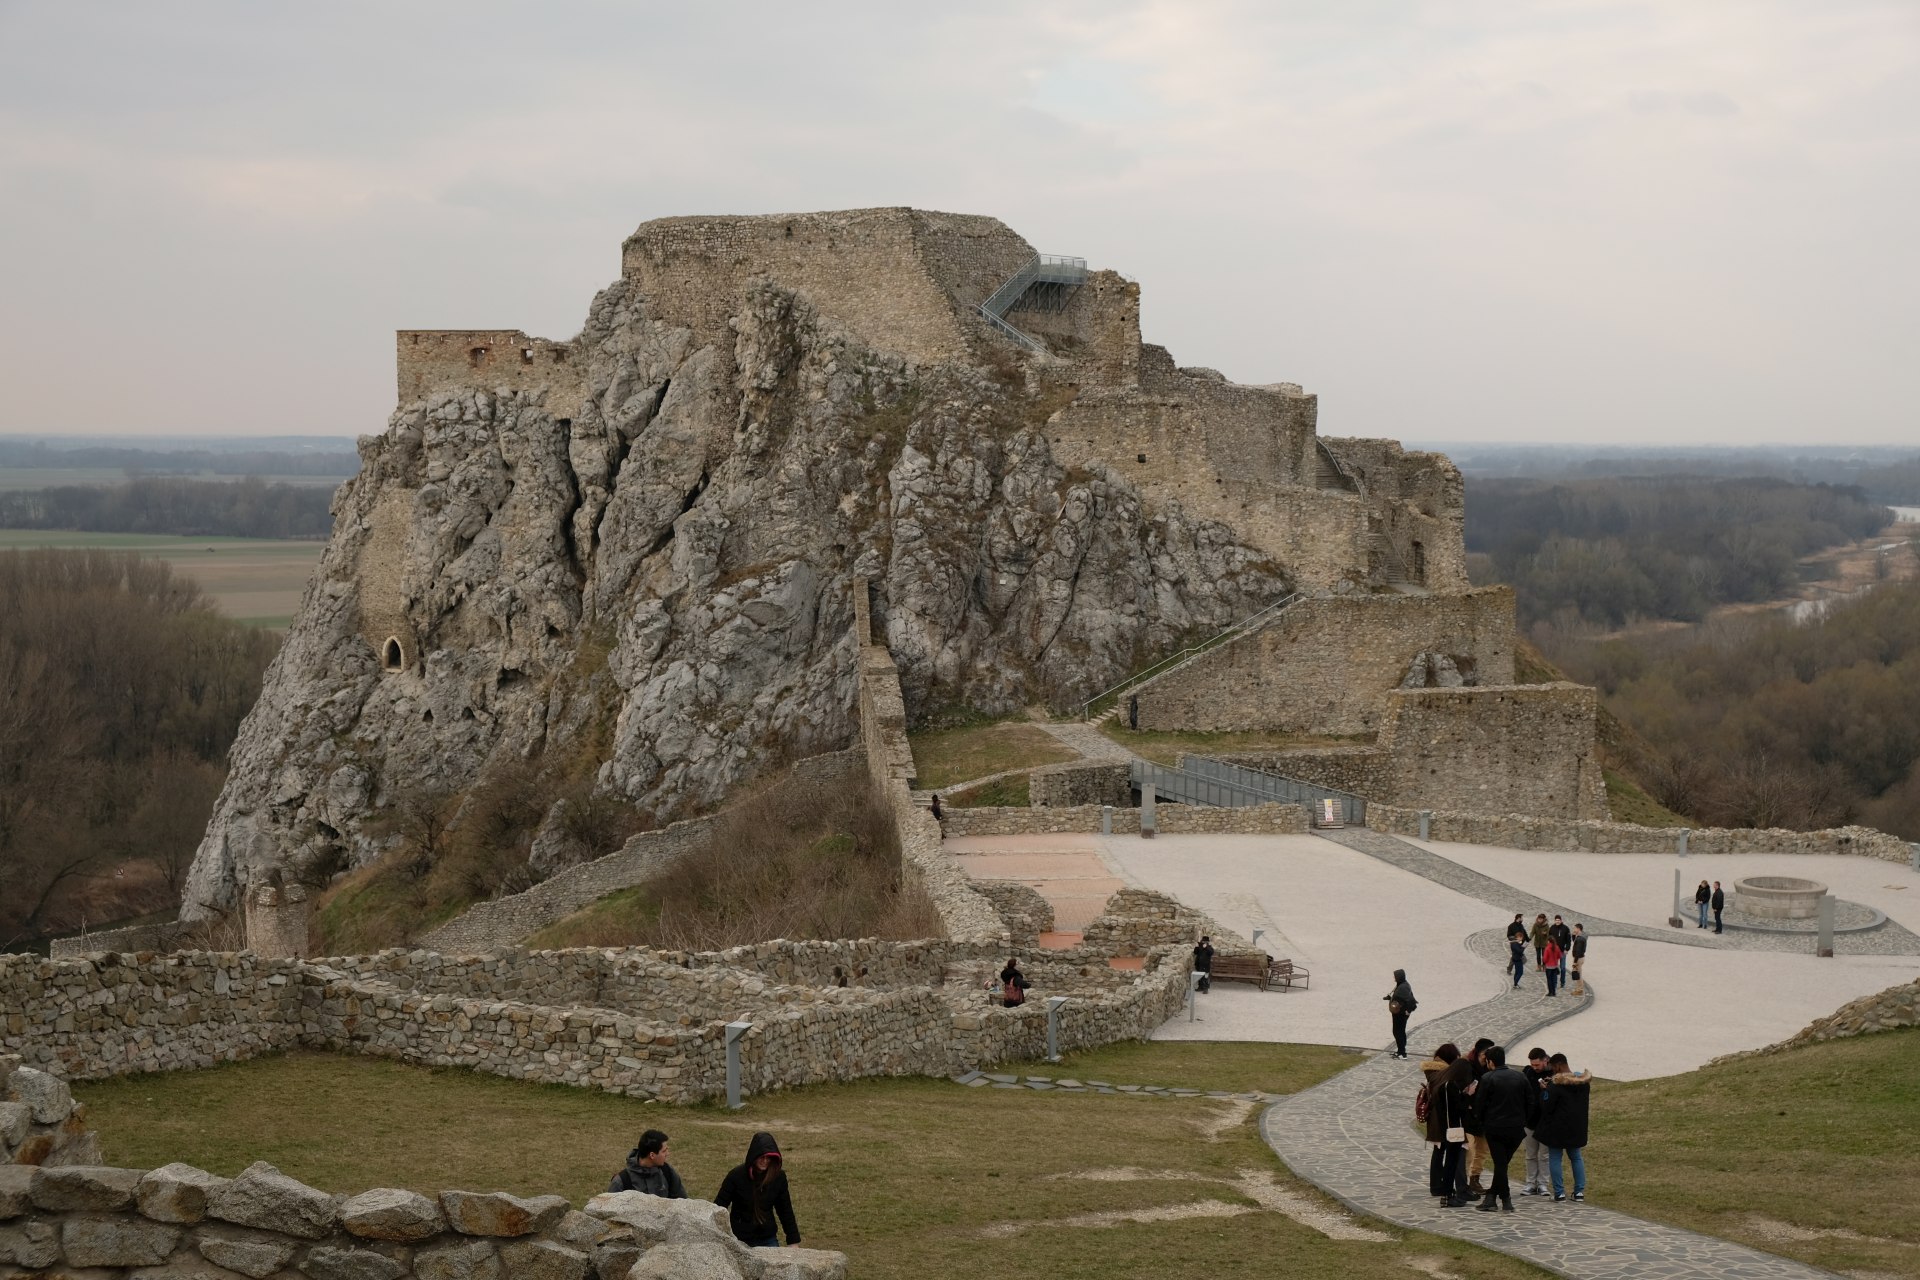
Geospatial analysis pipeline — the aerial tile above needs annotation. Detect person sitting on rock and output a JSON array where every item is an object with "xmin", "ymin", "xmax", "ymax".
[
  {"xmin": 608, "ymin": 1129, "xmax": 686, "ymax": 1198},
  {"xmin": 715, "ymin": 1131, "xmax": 801, "ymax": 1248}
]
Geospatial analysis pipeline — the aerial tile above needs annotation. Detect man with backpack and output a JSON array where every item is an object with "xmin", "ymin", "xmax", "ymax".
[
  {"xmin": 1383, "ymin": 968, "xmax": 1416, "ymax": 1059},
  {"xmin": 607, "ymin": 1130, "xmax": 687, "ymax": 1198}
]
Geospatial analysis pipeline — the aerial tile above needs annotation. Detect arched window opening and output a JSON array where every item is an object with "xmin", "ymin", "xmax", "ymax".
[{"xmin": 382, "ymin": 637, "xmax": 404, "ymax": 671}]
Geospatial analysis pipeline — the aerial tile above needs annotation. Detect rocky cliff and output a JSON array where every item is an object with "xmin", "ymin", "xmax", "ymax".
[{"xmin": 183, "ymin": 211, "xmax": 1309, "ymax": 920}]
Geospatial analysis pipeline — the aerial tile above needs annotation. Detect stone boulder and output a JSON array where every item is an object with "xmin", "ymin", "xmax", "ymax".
[
  {"xmin": 340, "ymin": 1186, "xmax": 445, "ymax": 1241},
  {"xmin": 196, "ymin": 1230, "xmax": 299, "ymax": 1277},
  {"xmin": 206, "ymin": 1161, "xmax": 337, "ymax": 1238},
  {"xmin": 302, "ymin": 1243, "xmax": 411, "ymax": 1280},
  {"xmin": 61, "ymin": 1214, "xmax": 182, "ymax": 1267},
  {"xmin": 9, "ymin": 1067, "xmax": 74, "ymax": 1125},
  {"xmin": 414, "ymin": 1236, "xmax": 503, "ymax": 1280},
  {"xmin": 438, "ymin": 1189, "xmax": 570, "ymax": 1237},
  {"xmin": 29, "ymin": 1164, "xmax": 142, "ymax": 1212},
  {"xmin": 138, "ymin": 1162, "xmax": 230, "ymax": 1223},
  {"xmin": 628, "ymin": 1241, "xmax": 746, "ymax": 1280}
]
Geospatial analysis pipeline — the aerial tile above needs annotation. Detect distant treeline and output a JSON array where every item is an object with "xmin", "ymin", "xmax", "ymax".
[
  {"xmin": 1467, "ymin": 476, "xmax": 1891, "ymax": 628},
  {"xmin": 1562, "ymin": 579, "xmax": 1920, "ymax": 840},
  {"xmin": 0, "ymin": 439, "xmax": 359, "ymax": 479},
  {"xmin": 0, "ymin": 476, "xmax": 336, "ymax": 538},
  {"xmin": 0, "ymin": 550, "xmax": 279, "ymax": 947},
  {"xmin": 1452, "ymin": 445, "xmax": 1920, "ymax": 504}
]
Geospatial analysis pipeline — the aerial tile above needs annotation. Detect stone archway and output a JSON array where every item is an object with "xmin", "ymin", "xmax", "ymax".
[{"xmin": 382, "ymin": 637, "xmax": 404, "ymax": 671}]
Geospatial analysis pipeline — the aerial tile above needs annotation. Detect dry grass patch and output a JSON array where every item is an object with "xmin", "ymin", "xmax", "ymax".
[
  {"xmin": 1097, "ymin": 723, "xmax": 1374, "ymax": 767},
  {"xmin": 909, "ymin": 721, "xmax": 1076, "ymax": 789},
  {"xmin": 946, "ymin": 773, "xmax": 1031, "ymax": 807},
  {"xmin": 77, "ymin": 1051, "xmax": 1551, "ymax": 1280},
  {"xmin": 1587, "ymin": 1027, "xmax": 1920, "ymax": 1277}
]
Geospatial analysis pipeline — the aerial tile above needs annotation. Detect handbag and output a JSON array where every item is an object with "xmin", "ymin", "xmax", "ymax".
[
  {"xmin": 1444, "ymin": 1124, "xmax": 1466, "ymax": 1144},
  {"xmin": 1388, "ymin": 1000, "xmax": 1402, "ymax": 1014}
]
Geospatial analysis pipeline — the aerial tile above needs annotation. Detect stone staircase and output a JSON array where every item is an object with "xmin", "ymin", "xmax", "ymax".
[{"xmin": 1082, "ymin": 592, "xmax": 1300, "ymax": 724}]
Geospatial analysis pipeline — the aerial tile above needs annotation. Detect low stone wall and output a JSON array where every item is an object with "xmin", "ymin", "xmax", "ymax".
[
  {"xmin": 0, "ymin": 1160, "xmax": 845, "ymax": 1280},
  {"xmin": 418, "ymin": 749, "xmax": 865, "ymax": 953},
  {"xmin": 939, "ymin": 801, "xmax": 1306, "ymax": 837},
  {"xmin": 1206, "ymin": 747, "xmax": 1381, "ymax": 798},
  {"xmin": 2, "ymin": 1057, "xmax": 98, "ymax": 1168},
  {"xmin": 1031, "ymin": 761, "xmax": 1131, "ymax": 808},
  {"xmin": 1369, "ymin": 805, "xmax": 1913, "ymax": 862},
  {"xmin": 1077, "ymin": 889, "xmax": 1254, "ymax": 958},
  {"xmin": 968, "ymin": 882, "xmax": 1055, "ymax": 949}
]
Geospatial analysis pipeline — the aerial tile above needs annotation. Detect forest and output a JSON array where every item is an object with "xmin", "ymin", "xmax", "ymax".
[
  {"xmin": 0, "ymin": 475, "xmax": 336, "ymax": 538},
  {"xmin": 0, "ymin": 550, "xmax": 279, "ymax": 949},
  {"xmin": 1466, "ymin": 475, "xmax": 1891, "ymax": 628}
]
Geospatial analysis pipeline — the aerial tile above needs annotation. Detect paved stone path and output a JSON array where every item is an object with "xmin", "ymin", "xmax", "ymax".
[
  {"xmin": 1033, "ymin": 719, "xmax": 1141, "ymax": 762},
  {"xmin": 1317, "ymin": 827, "xmax": 1920, "ymax": 956},
  {"xmin": 1258, "ymin": 831, "xmax": 1848, "ymax": 1278}
]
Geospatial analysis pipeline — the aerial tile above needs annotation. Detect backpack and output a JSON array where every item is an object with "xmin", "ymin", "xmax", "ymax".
[{"xmin": 1414, "ymin": 1082, "xmax": 1430, "ymax": 1123}]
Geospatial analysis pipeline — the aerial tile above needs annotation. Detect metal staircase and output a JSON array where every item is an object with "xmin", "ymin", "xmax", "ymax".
[
  {"xmin": 978, "ymin": 254, "xmax": 1089, "ymax": 351},
  {"xmin": 1131, "ymin": 758, "xmax": 1368, "ymax": 825},
  {"xmin": 1080, "ymin": 592, "xmax": 1300, "ymax": 724}
]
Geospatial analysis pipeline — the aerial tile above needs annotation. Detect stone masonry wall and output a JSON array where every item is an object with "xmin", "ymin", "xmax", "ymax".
[
  {"xmin": 0, "ymin": 1160, "xmax": 846, "ymax": 1280},
  {"xmin": 1368, "ymin": 804, "xmax": 1914, "ymax": 861},
  {"xmin": 2, "ymin": 1056, "xmax": 99, "ymax": 1168},
  {"xmin": 1030, "ymin": 761, "xmax": 1132, "ymax": 807},
  {"xmin": 938, "ymin": 802, "xmax": 1307, "ymax": 837},
  {"xmin": 1134, "ymin": 588, "xmax": 1516, "ymax": 735},
  {"xmin": 394, "ymin": 329, "xmax": 583, "ymax": 415},
  {"xmin": 1373, "ymin": 683, "xmax": 1606, "ymax": 821}
]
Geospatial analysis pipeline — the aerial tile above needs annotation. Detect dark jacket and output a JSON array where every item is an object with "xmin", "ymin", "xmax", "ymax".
[
  {"xmin": 714, "ymin": 1132, "xmax": 800, "ymax": 1246},
  {"xmin": 1711, "ymin": 886, "xmax": 1726, "ymax": 911},
  {"xmin": 1388, "ymin": 979, "xmax": 1416, "ymax": 1014},
  {"xmin": 1571, "ymin": 933, "xmax": 1588, "ymax": 960},
  {"xmin": 608, "ymin": 1152, "xmax": 686, "ymax": 1198},
  {"xmin": 1472, "ymin": 1066, "xmax": 1538, "ymax": 1137},
  {"xmin": 1521, "ymin": 1064, "xmax": 1552, "ymax": 1130},
  {"xmin": 1437, "ymin": 1056, "xmax": 1477, "ymax": 1139},
  {"xmin": 1695, "ymin": 883, "xmax": 1712, "ymax": 905},
  {"xmin": 1192, "ymin": 943, "xmax": 1215, "ymax": 973},
  {"xmin": 1420, "ymin": 1058, "xmax": 1452, "ymax": 1143},
  {"xmin": 1530, "ymin": 920, "xmax": 1550, "ymax": 951},
  {"xmin": 1535, "ymin": 1072, "xmax": 1592, "ymax": 1150},
  {"xmin": 1549, "ymin": 922, "xmax": 1571, "ymax": 951},
  {"xmin": 1506, "ymin": 919, "xmax": 1527, "ymax": 944}
]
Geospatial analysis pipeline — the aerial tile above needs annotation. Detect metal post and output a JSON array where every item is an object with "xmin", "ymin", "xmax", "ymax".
[
  {"xmin": 1418, "ymin": 810, "xmax": 1432, "ymax": 841},
  {"xmin": 1187, "ymin": 970, "xmax": 1202, "ymax": 1022},
  {"xmin": 1817, "ymin": 894, "xmax": 1834, "ymax": 958},
  {"xmin": 1045, "ymin": 996, "xmax": 1068, "ymax": 1062},
  {"xmin": 1141, "ymin": 787, "xmax": 1156, "ymax": 839},
  {"xmin": 1677, "ymin": 829, "xmax": 1690, "ymax": 857},
  {"xmin": 1910, "ymin": 842, "xmax": 1919, "ymax": 873},
  {"xmin": 1669, "ymin": 868, "xmax": 1685, "ymax": 929},
  {"xmin": 724, "ymin": 1020, "xmax": 751, "ymax": 1110},
  {"xmin": 1250, "ymin": 929, "xmax": 1265, "ymax": 954},
  {"xmin": 1101, "ymin": 805, "xmax": 1113, "ymax": 836}
]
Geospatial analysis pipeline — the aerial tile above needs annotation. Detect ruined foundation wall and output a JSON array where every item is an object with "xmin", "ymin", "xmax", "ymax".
[{"xmin": 1135, "ymin": 588, "xmax": 1517, "ymax": 735}]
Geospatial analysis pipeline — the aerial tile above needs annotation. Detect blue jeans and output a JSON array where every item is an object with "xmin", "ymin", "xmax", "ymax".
[
  {"xmin": 1509, "ymin": 943, "xmax": 1526, "ymax": 986},
  {"xmin": 747, "ymin": 1235, "xmax": 780, "ymax": 1248},
  {"xmin": 1697, "ymin": 902, "xmax": 1708, "ymax": 927},
  {"xmin": 1546, "ymin": 1145, "xmax": 1585, "ymax": 1196}
]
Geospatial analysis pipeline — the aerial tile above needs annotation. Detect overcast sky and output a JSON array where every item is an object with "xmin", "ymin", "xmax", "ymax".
[{"xmin": 1, "ymin": 1, "xmax": 1915, "ymax": 445}]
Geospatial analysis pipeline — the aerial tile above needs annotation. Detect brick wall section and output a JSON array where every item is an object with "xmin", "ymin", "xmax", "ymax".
[
  {"xmin": 1373, "ymin": 683, "xmax": 1606, "ymax": 821},
  {"xmin": 1135, "ymin": 589, "xmax": 1516, "ymax": 735},
  {"xmin": 1368, "ymin": 804, "xmax": 1913, "ymax": 861},
  {"xmin": 417, "ymin": 750, "xmax": 864, "ymax": 953}
]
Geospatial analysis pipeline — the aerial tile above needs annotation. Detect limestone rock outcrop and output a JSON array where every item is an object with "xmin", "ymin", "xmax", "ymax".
[{"xmin": 186, "ymin": 207, "xmax": 1460, "ymax": 922}]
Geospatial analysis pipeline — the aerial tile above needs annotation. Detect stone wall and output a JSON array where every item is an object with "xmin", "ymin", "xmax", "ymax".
[
  {"xmin": 2, "ymin": 1056, "xmax": 99, "ymax": 1168},
  {"xmin": 1076, "ymin": 889, "xmax": 1255, "ymax": 959},
  {"xmin": 937, "ymin": 801, "xmax": 1307, "ymax": 837},
  {"xmin": 1133, "ymin": 589, "xmax": 1516, "ymax": 735},
  {"xmin": 49, "ymin": 922, "xmax": 185, "ymax": 962},
  {"xmin": 417, "ymin": 750, "xmax": 865, "ymax": 953},
  {"xmin": 1367, "ymin": 804, "xmax": 1913, "ymax": 861},
  {"xmin": 967, "ymin": 882, "xmax": 1054, "ymax": 949},
  {"xmin": 1030, "ymin": 761, "xmax": 1132, "ymax": 807},
  {"xmin": 620, "ymin": 208, "xmax": 1034, "ymax": 367},
  {"xmin": 1372, "ymin": 683, "xmax": 1606, "ymax": 821},
  {"xmin": 394, "ymin": 329, "xmax": 582, "ymax": 415},
  {"xmin": 0, "ymin": 1160, "xmax": 845, "ymax": 1280},
  {"xmin": 1206, "ymin": 747, "xmax": 1382, "ymax": 797}
]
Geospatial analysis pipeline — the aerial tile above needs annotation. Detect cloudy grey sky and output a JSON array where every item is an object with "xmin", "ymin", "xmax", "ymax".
[{"xmin": 1, "ymin": 1, "xmax": 1915, "ymax": 445}]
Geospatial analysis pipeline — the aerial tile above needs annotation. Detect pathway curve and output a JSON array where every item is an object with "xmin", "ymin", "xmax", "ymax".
[
  {"xmin": 1034, "ymin": 719, "xmax": 1140, "ymax": 763},
  {"xmin": 1260, "ymin": 831, "xmax": 1847, "ymax": 1278}
]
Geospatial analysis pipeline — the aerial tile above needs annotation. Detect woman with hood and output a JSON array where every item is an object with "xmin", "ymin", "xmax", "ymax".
[
  {"xmin": 1535, "ymin": 1053, "xmax": 1592, "ymax": 1202},
  {"xmin": 714, "ymin": 1132, "xmax": 801, "ymax": 1247},
  {"xmin": 1383, "ymin": 969, "xmax": 1416, "ymax": 1059}
]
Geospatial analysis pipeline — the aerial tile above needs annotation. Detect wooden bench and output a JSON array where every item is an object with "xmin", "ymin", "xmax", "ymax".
[
  {"xmin": 1208, "ymin": 954, "xmax": 1274, "ymax": 991},
  {"xmin": 1272, "ymin": 959, "xmax": 1310, "ymax": 991}
]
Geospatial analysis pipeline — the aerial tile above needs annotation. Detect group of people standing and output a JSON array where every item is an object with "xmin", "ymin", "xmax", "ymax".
[
  {"xmin": 1694, "ymin": 880, "xmax": 1727, "ymax": 933},
  {"xmin": 1504, "ymin": 912, "xmax": 1586, "ymax": 997},
  {"xmin": 1419, "ymin": 1039, "xmax": 1592, "ymax": 1211},
  {"xmin": 607, "ymin": 1129, "xmax": 803, "ymax": 1248}
]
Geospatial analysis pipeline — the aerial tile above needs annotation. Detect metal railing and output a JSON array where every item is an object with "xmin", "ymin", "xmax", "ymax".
[
  {"xmin": 1079, "ymin": 592, "xmax": 1300, "ymax": 721},
  {"xmin": 978, "ymin": 253, "xmax": 1089, "ymax": 348},
  {"xmin": 1178, "ymin": 757, "xmax": 1369, "ymax": 825}
]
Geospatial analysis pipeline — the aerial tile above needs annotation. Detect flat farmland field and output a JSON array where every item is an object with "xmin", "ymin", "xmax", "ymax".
[
  {"xmin": 0, "ymin": 466, "xmax": 348, "ymax": 490},
  {"xmin": 0, "ymin": 530, "xmax": 324, "ymax": 627}
]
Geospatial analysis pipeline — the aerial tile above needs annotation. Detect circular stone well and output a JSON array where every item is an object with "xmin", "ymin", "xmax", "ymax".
[{"xmin": 1733, "ymin": 876, "xmax": 1827, "ymax": 920}]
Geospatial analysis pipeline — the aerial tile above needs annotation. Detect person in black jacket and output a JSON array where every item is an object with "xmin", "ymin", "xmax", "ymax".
[
  {"xmin": 1000, "ymin": 958, "xmax": 1028, "ymax": 1007},
  {"xmin": 1548, "ymin": 916, "xmax": 1572, "ymax": 983},
  {"xmin": 1434, "ymin": 1044, "xmax": 1478, "ymax": 1207},
  {"xmin": 714, "ymin": 1132, "xmax": 801, "ymax": 1247},
  {"xmin": 1193, "ymin": 936, "xmax": 1215, "ymax": 994},
  {"xmin": 1711, "ymin": 881, "xmax": 1726, "ymax": 933},
  {"xmin": 1471, "ymin": 1046, "xmax": 1538, "ymax": 1212},
  {"xmin": 1383, "ymin": 969, "xmax": 1416, "ymax": 1059},
  {"xmin": 1536, "ymin": 1052, "xmax": 1592, "ymax": 1201},
  {"xmin": 1695, "ymin": 880, "xmax": 1712, "ymax": 929},
  {"xmin": 607, "ymin": 1129, "xmax": 687, "ymax": 1198},
  {"xmin": 1505, "ymin": 915, "xmax": 1528, "ymax": 987},
  {"xmin": 1463, "ymin": 1037, "xmax": 1495, "ymax": 1194}
]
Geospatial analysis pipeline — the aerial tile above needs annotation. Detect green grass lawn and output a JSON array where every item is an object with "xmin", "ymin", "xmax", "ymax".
[
  {"xmin": 946, "ymin": 773, "xmax": 1032, "ymax": 807},
  {"xmin": 76, "ymin": 1049, "xmax": 1549, "ymax": 1280},
  {"xmin": 1588, "ymin": 1027, "xmax": 1920, "ymax": 1277},
  {"xmin": 1097, "ymin": 723, "xmax": 1374, "ymax": 768},
  {"xmin": 909, "ymin": 721, "xmax": 1077, "ymax": 790}
]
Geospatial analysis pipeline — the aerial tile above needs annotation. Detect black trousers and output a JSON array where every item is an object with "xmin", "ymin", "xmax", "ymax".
[
  {"xmin": 1391, "ymin": 1012, "xmax": 1409, "ymax": 1056},
  {"xmin": 1486, "ymin": 1129, "xmax": 1523, "ymax": 1205}
]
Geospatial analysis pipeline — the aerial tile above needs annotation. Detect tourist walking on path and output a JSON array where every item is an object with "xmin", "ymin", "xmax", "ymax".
[
  {"xmin": 1384, "ymin": 969, "xmax": 1416, "ymax": 1059},
  {"xmin": 1695, "ymin": 880, "xmax": 1712, "ymax": 929},
  {"xmin": 1570, "ymin": 924, "xmax": 1588, "ymax": 997},
  {"xmin": 608, "ymin": 1129, "xmax": 687, "ymax": 1198},
  {"xmin": 1471, "ymin": 1046, "xmax": 1538, "ymax": 1213},
  {"xmin": 1537, "ymin": 1053, "xmax": 1593, "ymax": 1202},
  {"xmin": 1542, "ymin": 936, "xmax": 1563, "ymax": 997},
  {"xmin": 1519, "ymin": 1048, "xmax": 1552, "ymax": 1196},
  {"xmin": 715, "ymin": 1132, "xmax": 802, "ymax": 1248},
  {"xmin": 1506, "ymin": 915, "xmax": 1528, "ymax": 988},
  {"xmin": 1549, "ymin": 915, "xmax": 1571, "ymax": 982},
  {"xmin": 1711, "ymin": 881, "xmax": 1726, "ymax": 934},
  {"xmin": 1432, "ymin": 1042, "xmax": 1476, "ymax": 1207},
  {"xmin": 1193, "ymin": 936, "xmax": 1215, "ymax": 994},
  {"xmin": 1000, "ymin": 957, "xmax": 1028, "ymax": 1007},
  {"xmin": 1530, "ymin": 914, "xmax": 1550, "ymax": 968}
]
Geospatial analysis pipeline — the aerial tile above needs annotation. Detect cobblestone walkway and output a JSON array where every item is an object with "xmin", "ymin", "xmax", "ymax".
[
  {"xmin": 1034, "ymin": 719, "xmax": 1140, "ymax": 763},
  {"xmin": 1316, "ymin": 827, "xmax": 1920, "ymax": 956},
  {"xmin": 1259, "ymin": 831, "xmax": 1849, "ymax": 1278}
]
